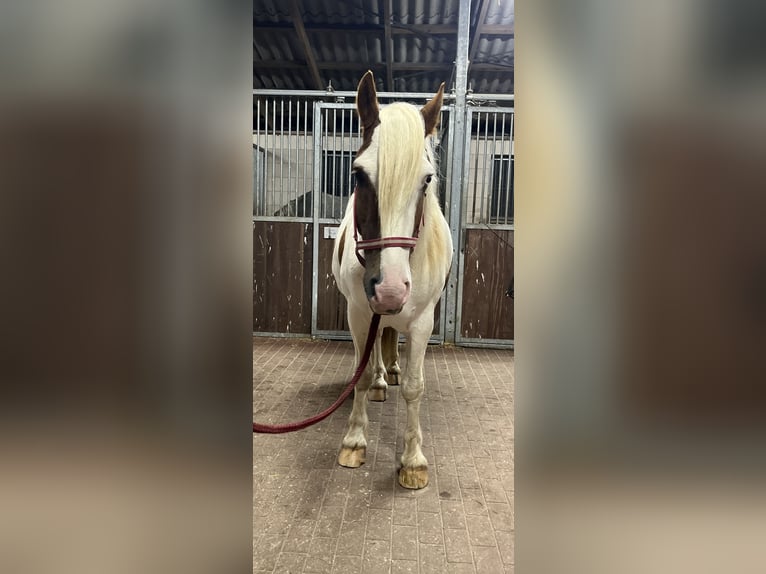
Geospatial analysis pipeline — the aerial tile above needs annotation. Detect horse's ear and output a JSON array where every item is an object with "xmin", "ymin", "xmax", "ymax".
[
  {"xmin": 356, "ymin": 70, "xmax": 379, "ymax": 130},
  {"xmin": 421, "ymin": 82, "xmax": 445, "ymax": 136}
]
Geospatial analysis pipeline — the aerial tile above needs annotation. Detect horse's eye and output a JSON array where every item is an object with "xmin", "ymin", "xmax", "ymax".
[{"xmin": 425, "ymin": 175, "xmax": 432, "ymax": 185}]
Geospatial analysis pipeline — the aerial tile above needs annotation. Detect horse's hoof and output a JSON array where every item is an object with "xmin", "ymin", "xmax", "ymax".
[
  {"xmin": 338, "ymin": 446, "xmax": 366, "ymax": 468},
  {"xmin": 398, "ymin": 466, "xmax": 429, "ymax": 489},
  {"xmin": 387, "ymin": 372, "xmax": 400, "ymax": 386},
  {"xmin": 368, "ymin": 388, "xmax": 386, "ymax": 402}
]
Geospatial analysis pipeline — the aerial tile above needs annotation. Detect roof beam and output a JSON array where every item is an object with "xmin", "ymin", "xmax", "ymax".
[
  {"xmin": 466, "ymin": 63, "xmax": 513, "ymax": 72},
  {"xmin": 255, "ymin": 60, "xmax": 511, "ymax": 73},
  {"xmin": 480, "ymin": 25, "xmax": 514, "ymax": 36},
  {"xmin": 390, "ymin": 25, "xmax": 459, "ymax": 35},
  {"xmin": 468, "ymin": 0, "xmax": 492, "ymax": 67},
  {"xmin": 319, "ymin": 62, "xmax": 385, "ymax": 71},
  {"xmin": 255, "ymin": 22, "xmax": 385, "ymax": 34},
  {"xmin": 254, "ymin": 22, "xmax": 510, "ymax": 37},
  {"xmin": 288, "ymin": 0, "xmax": 323, "ymax": 89},
  {"xmin": 383, "ymin": 0, "xmax": 394, "ymax": 91},
  {"xmin": 255, "ymin": 22, "xmax": 499, "ymax": 38},
  {"xmin": 255, "ymin": 61, "xmax": 386, "ymax": 71},
  {"xmin": 391, "ymin": 63, "xmax": 448, "ymax": 71},
  {"xmin": 392, "ymin": 62, "xmax": 510, "ymax": 72},
  {"xmin": 254, "ymin": 61, "xmax": 304, "ymax": 69}
]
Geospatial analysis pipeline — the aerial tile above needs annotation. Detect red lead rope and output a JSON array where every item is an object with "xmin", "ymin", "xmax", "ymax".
[{"xmin": 253, "ymin": 313, "xmax": 381, "ymax": 434}]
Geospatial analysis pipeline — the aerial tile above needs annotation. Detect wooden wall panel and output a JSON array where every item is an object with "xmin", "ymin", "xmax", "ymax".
[
  {"xmin": 316, "ymin": 224, "xmax": 349, "ymax": 332},
  {"xmin": 460, "ymin": 229, "xmax": 514, "ymax": 340},
  {"xmin": 253, "ymin": 221, "xmax": 312, "ymax": 334},
  {"xmin": 432, "ymin": 301, "xmax": 442, "ymax": 335}
]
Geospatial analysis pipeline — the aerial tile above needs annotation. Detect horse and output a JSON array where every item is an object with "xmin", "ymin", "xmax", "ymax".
[{"xmin": 331, "ymin": 71, "xmax": 453, "ymax": 489}]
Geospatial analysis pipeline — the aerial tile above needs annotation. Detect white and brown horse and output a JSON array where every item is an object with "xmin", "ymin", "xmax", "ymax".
[{"xmin": 332, "ymin": 71, "xmax": 452, "ymax": 489}]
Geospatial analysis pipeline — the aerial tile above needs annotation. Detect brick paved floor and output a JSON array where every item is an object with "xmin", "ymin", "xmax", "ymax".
[{"xmin": 253, "ymin": 337, "xmax": 514, "ymax": 574}]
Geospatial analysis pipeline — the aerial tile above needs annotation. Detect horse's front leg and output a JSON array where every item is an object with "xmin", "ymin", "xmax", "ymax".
[
  {"xmin": 398, "ymin": 316, "xmax": 432, "ymax": 489},
  {"xmin": 368, "ymin": 330, "xmax": 388, "ymax": 402},
  {"xmin": 381, "ymin": 327, "xmax": 401, "ymax": 386},
  {"xmin": 338, "ymin": 311, "xmax": 376, "ymax": 468}
]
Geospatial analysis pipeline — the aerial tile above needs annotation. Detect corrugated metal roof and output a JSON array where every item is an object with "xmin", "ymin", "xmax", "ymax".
[
  {"xmin": 254, "ymin": 0, "xmax": 513, "ymax": 94},
  {"xmin": 393, "ymin": 0, "xmax": 460, "ymax": 25},
  {"xmin": 485, "ymin": 0, "xmax": 514, "ymax": 27}
]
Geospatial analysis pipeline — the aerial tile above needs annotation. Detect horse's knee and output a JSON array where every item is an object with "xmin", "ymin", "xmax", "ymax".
[{"xmin": 401, "ymin": 377, "xmax": 424, "ymax": 401}]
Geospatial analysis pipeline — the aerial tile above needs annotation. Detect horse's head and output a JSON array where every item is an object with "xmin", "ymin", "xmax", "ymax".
[{"xmin": 352, "ymin": 71, "xmax": 444, "ymax": 315}]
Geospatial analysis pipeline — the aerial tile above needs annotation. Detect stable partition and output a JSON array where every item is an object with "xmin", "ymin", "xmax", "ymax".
[{"xmin": 253, "ymin": 89, "xmax": 514, "ymax": 348}]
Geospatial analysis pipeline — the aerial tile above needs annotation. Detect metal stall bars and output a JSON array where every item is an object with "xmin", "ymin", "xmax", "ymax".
[
  {"xmin": 253, "ymin": 89, "xmax": 456, "ymax": 342},
  {"xmin": 252, "ymin": 89, "xmax": 515, "ymax": 347},
  {"xmin": 454, "ymin": 97, "xmax": 515, "ymax": 348},
  {"xmin": 310, "ymin": 95, "xmax": 454, "ymax": 344},
  {"xmin": 252, "ymin": 94, "xmax": 315, "ymax": 336}
]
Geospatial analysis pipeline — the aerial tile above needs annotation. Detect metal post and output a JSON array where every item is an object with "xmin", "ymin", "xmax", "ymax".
[
  {"xmin": 444, "ymin": 0, "xmax": 470, "ymax": 344},
  {"xmin": 255, "ymin": 99, "xmax": 261, "ymax": 217},
  {"xmin": 311, "ymin": 102, "xmax": 323, "ymax": 336},
  {"xmin": 279, "ymin": 99, "xmax": 285, "ymax": 212},
  {"xmin": 288, "ymin": 99, "xmax": 293, "ymax": 213},
  {"xmin": 340, "ymin": 108, "xmax": 346, "ymax": 202},
  {"xmin": 499, "ymin": 112, "xmax": 507, "ymax": 224},
  {"xmin": 484, "ymin": 112, "xmax": 492, "ymax": 220},
  {"xmin": 303, "ymin": 99, "xmax": 308, "ymax": 216},
  {"xmin": 507, "ymin": 112, "xmax": 514, "ymax": 223}
]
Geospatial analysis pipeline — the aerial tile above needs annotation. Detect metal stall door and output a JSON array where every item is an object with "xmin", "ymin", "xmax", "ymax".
[
  {"xmin": 455, "ymin": 105, "xmax": 515, "ymax": 347},
  {"xmin": 252, "ymin": 95, "xmax": 315, "ymax": 336},
  {"xmin": 310, "ymin": 101, "xmax": 357, "ymax": 339},
  {"xmin": 310, "ymin": 100, "xmax": 453, "ymax": 342}
]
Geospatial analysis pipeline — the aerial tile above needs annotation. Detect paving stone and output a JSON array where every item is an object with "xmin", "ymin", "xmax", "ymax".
[
  {"xmin": 447, "ymin": 563, "xmax": 477, "ymax": 574},
  {"xmin": 315, "ymin": 506, "xmax": 345, "ymax": 538},
  {"xmin": 391, "ymin": 525, "xmax": 418, "ymax": 560},
  {"xmin": 253, "ymin": 534, "xmax": 284, "ymax": 571},
  {"xmin": 418, "ymin": 543, "xmax": 448, "ymax": 574},
  {"xmin": 392, "ymin": 497, "xmax": 418, "ymax": 526},
  {"xmin": 439, "ymin": 500, "xmax": 466, "ymax": 530},
  {"xmin": 480, "ymin": 478, "xmax": 509, "ymax": 504},
  {"xmin": 487, "ymin": 502, "xmax": 514, "ymax": 532},
  {"xmin": 336, "ymin": 518, "xmax": 367, "ymax": 556},
  {"xmin": 366, "ymin": 508, "xmax": 394, "ymax": 541},
  {"xmin": 283, "ymin": 519, "xmax": 316, "ymax": 553},
  {"xmin": 444, "ymin": 528, "xmax": 473, "ymax": 563},
  {"xmin": 465, "ymin": 514, "xmax": 496, "ymax": 547},
  {"xmin": 331, "ymin": 555, "xmax": 361, "ymax": 574},
  {"xmin": 304, "ymin": 537, "xmax": 337, "ymax": 574},
  {"xmin": 390, "ymin": 559, "xmax": 418, "ymax": 574},
  {"xmin": 273, "ymin": 551, "xmax": 306, "ymax": 574},
  {"xmin": 472, "ymin": 545, "xmax": 504, "ymax": 574},
  {"xmin": 416, "ymin": 512, "xmax": 443, "ymax": 545},
  {"xmin": 494, "ymin": 530, "xmax": 515, "ymax": 565},
  {"xmin": 362, "ymin": 538, "xmax": 392, "ymax": 574},
  {"xmin": 461, "ymin": 489, "xmax": 488, "ymax": 516}
]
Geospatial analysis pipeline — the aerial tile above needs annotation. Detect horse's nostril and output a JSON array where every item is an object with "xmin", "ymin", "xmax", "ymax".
[{"xmin": 366, "ymin": 276, "xmax": 381, "ymax": 298}]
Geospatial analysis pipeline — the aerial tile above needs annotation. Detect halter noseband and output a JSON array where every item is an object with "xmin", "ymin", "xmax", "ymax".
[{"xmin": 353, "ymin": 185, "xmax": 425, "ymax": 268}]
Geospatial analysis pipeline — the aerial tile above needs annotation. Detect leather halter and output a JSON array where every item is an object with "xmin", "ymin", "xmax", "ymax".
[{"xmin": 353, "ymin": 185, "xmax": 425, "ymax": 268}]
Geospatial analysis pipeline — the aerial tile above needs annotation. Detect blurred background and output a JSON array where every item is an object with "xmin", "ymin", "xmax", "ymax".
[
  {"xmin": 0, "ymin": 1, "xmax": 252, "ymax": 573},
  {"xmin": 516, "ymin": 0, "xmax": 766, "ymax": 572}
]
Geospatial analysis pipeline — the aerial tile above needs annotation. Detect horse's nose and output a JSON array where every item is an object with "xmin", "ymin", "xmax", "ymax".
[{"xmin": 370, "ymin": 276, "xmax": 410, "ymax": 314}]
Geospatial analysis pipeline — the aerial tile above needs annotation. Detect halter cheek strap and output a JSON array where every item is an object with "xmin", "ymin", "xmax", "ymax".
[{"xmin": 353, "ymin": 186, "xmax": 425, "ymax": 268}]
